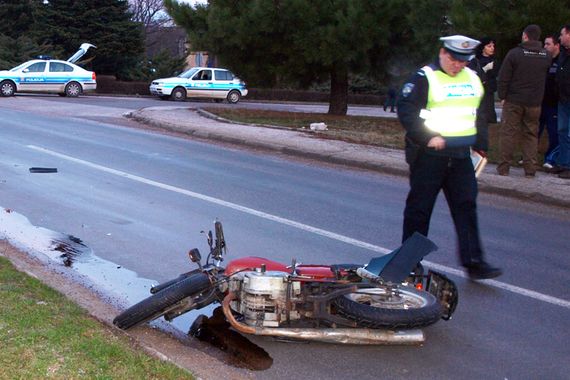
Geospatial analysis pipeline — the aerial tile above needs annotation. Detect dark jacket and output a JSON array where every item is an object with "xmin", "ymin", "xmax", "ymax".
[
  {"xmin": 542, "ymin": 53, "xmax": 559, "ymax": 107},
  {"xmin": 468, "ymin": 55, "xmax": 499, "ymax": 124},
  {"xmin": 497, "ymin": 40, "xmax": 551, "ymax": 106},
  {"xmin": 557, "ymin": 48, "xmax": 570, "ymax": 104},
  {"xmin": 397, "ymin": 61, "xmax": 484, "ymax": 163}
]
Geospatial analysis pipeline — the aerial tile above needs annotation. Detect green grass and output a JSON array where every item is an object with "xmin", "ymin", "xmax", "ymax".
[
  {"xmin": 0, "ymin": 256, "xmax": 194, "ymax": 379},
  {"xmin": 203, "ymin": 107, "xmax": 405, "ymax": 149},
  {"xmin": 203, "ymin": 107, "xmax": 550, "ymax": 165}
]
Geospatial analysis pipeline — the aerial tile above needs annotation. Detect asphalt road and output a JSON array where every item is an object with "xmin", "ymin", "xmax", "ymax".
[{"xmin": 1, "ymin": 95, "xmax": 568, "ymax": 379}]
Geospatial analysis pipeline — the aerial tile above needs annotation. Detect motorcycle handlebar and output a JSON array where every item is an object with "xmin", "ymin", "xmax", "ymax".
[{"xmin": 356, "ymin": 267, "xmax": 382, "ymax": 283}]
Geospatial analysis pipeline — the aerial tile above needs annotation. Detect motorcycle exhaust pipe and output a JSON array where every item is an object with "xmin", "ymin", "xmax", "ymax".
[{"xmin": 222, "ymin": 292, "xmax": 424, "ymax": 345}]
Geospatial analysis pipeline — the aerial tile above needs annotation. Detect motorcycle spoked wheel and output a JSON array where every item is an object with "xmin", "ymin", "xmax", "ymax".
[
  {"xmin": 332, "ymin": 286, "xmax": 443, "ymax": 329},
  {"xmin": 113, "ymin": 272, "xmax": 212, "ymax": 330}
]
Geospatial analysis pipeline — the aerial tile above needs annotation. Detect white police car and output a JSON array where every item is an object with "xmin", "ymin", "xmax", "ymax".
[
  {"xmin": 149, "ymin": 67, "xmax": 248, "ymax": 103},
  {"xmin": 0, "ymin": 43, "xmax": 96, "ymax": 98}
]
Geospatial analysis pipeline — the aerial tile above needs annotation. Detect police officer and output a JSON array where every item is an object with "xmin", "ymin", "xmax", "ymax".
[{"xmin": 397, "ymin": 35, "xmax": 502, "ymax": 280}]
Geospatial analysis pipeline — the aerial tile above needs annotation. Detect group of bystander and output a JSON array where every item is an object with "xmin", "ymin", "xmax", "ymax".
[{"xmin": 496, "ymin": 24, "xmax": 570, "ymax": 180}]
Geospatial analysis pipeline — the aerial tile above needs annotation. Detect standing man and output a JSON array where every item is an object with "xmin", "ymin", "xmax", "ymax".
[
  {"xmin": 397, "ymin": 35, "xmax": 502, "ymax": 280},
  {"xmin": 555, "ymin": 25, "xmax": 570, "ymax": 179},
  {"xmin": 497, "ymin": 24, "xmax": 551, "ymax": 177},
  {"xmin": 539, "ymin": 34, "xmax": 560, "ymax": 170}
]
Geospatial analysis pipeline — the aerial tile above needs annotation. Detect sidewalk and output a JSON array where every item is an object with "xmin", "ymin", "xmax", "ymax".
[{"xmin": 127, "ymin": 106, "xmax": 570, "ymax": 209}]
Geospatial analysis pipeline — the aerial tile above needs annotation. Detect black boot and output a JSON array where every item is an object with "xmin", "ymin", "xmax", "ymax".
[{"xmin": 464, "ymin": 260, "xmax": 502, "ymax": 280}]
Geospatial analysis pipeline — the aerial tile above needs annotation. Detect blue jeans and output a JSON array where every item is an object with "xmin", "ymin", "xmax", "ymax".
[
  {"xmin": 539, "ymin": 105, "xmax": 559, "ymax": 164},
  {"xmin": 558, "ymin": 101, "xmax": 570, "ymax": 169}
]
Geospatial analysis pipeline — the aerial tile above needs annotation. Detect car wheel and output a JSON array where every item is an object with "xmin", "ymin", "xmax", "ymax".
[
  {"xmin": 65, "ymin": 82, "xmax": 82, "ymax": 97},
  {"xmin": 0, "ymin": 80, "xmax": 16, "ymax": 97},
  {"xmin": 170, "ymin": 87, "xmax": 186, "ymax": 101},
  {"xmin": 227, "ymin": 90, "xmax": 241, "ymax": 104}
]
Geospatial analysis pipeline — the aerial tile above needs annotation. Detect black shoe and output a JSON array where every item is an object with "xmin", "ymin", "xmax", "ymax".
[
  {"xmin": 545, "ymin": 165, "xmax": 565, "ymax": 174},
  {"xmin": 465, "ymin": 261, "xmax": 502, "ymax": 280}
]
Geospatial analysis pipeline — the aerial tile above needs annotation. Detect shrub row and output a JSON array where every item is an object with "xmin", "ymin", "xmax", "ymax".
[{"xmin": 96, "ymin": 76, "xmax": 384, "ymax": 105}]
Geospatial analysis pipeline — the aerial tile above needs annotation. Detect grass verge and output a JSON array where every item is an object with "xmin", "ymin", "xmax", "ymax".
[
  {"xmin": 0, "ymin": 256, "xmax": 193, "ymax": 379},
  {"xmin": 203, "ymin": 107, "xmax": 550, "ymax": 165}
]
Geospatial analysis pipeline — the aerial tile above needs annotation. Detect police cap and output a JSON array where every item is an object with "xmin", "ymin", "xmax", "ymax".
[{"xmin": 439, "ymin": 35, "xmax": 480, "ymax": 61}]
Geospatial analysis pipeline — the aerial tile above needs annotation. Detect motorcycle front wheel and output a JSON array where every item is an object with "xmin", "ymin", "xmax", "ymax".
[
  {"xmin": 113, "ymin": 272, "xmax": 212, "ymax": 330},
  {"xmin": 332, "ymin": 286, "xmax": 442, "ymax": 329}
]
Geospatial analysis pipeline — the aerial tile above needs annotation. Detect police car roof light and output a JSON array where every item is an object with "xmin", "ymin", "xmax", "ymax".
[{"xmin": 36, "ymin": 55, "xmax": 52, "ymax": 60}]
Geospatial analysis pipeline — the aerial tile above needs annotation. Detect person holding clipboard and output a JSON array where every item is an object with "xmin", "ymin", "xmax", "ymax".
[{"xmin": 397, "ymin": 35, "xmax": 502, "ymax": 280}]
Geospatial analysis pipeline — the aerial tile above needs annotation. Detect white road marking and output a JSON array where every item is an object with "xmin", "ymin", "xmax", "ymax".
[{"xmin": 27, "ymin": 145, "xmax": 570, "ymax": 310}]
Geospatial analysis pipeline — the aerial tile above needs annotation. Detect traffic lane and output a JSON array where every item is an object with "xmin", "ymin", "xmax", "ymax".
[
  {"xmin": 6, "ymin": 148, "xmax": 567, "ymax": 380},
  {"xmin": 2, "ymin": 110, "xmax": 569, "ymax": 377},
  {"xmin": 1, "ymin": 110, "xmax": 401, "ymax": 282},
  {"xmin": 5, "ymin": 147, "xmax": 568, "ymax": 380},
  {"xmin": 2, "ymin": 107, "xmax": 569, "ymax": 301}
]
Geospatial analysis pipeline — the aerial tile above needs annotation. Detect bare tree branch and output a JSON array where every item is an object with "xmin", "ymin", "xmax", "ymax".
[{"xmin": 129, "ymin": 0, "xmax": 171, "ymax": 30}]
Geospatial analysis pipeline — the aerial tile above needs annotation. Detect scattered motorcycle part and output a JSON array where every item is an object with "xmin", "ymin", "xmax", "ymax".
[{"xmin": 29, "ymin": 167, "xmax": 58, "ymax": 173}]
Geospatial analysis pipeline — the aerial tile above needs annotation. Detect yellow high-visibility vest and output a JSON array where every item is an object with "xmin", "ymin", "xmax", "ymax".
[{"xmin": 419, "ymin": 66, "xmax": 483, "ymax": 138}]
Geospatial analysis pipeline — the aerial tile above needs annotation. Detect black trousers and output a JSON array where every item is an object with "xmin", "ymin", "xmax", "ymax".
[{"xmin": 403, "ymin": 153, "xmax": 484, "ymax": 266}]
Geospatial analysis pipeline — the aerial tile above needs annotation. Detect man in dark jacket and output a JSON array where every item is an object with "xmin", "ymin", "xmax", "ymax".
[
  {"xmin": 555, "ymin": 25, "xmax": 570, "ymax": 179},
  {"xmin": 497, "ymin": 24, "xmax": 551, "ymax": 177},
  {"xmin": 539, "ymin": 34, "xmax": 560, "ymax": 169}
]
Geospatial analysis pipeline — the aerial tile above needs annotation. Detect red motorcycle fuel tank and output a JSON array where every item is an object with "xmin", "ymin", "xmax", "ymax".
[
  {"xmin": 225, "ymin": 257, "xmax": 336, "ymax": 279},
  {"xmin": 226, "ymin": 257, "xmax": 288, "ymax": 275}
]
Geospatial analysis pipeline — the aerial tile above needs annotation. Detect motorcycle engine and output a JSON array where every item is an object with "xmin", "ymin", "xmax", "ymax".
[{"xmin": 229, "ymin": 270, "xmax": 301, "ymax": 327}]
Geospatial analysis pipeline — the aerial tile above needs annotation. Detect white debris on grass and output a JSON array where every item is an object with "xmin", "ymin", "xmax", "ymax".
[{"xmin": 309, "ymin": 122, "xmax": 328, "ymax": 131}]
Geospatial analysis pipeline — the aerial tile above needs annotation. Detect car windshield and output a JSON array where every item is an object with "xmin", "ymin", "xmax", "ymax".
[
  {"xmin": 178, "ymin": 67, "xmax": 199, "ymax": 79},
  {"xmin": 10, "ymin": 62, "xmax": 28, "ymax": 72}
]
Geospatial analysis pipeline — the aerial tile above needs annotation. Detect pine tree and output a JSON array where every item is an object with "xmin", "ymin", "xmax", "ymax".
[
  {"xmin": 165, "ymin": 0, "xmax": 410, "ymax": 115},
  {"xmin": 448, "ymin": 0, "xmax": 570, "ymax": 58},
  {"xmin": 40, "ymin": 0, "xmax": 144, "ymax": 78},
  {"xmin": 0, "ymin": 0, "xmax": 56, "ymax": 68}
]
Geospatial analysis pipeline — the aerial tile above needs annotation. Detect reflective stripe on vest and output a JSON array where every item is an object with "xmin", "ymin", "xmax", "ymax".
[{"xmin": 420, "ymin": 66, "xmax": 483, "ymax": 137}]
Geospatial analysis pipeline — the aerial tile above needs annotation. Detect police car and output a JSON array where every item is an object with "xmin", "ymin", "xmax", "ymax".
[
  {"xmin": 0, "ymin": 43, "xmax": 96, "ymax": 97},
  {"xmin": 149, "ymin": 67, "xmax": 248, "ymax": 103}
]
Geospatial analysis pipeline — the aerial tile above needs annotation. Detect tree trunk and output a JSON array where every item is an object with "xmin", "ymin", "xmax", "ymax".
[{"xmin": 328, "ymin": 64, "xmax": 348, "ymax": 115}]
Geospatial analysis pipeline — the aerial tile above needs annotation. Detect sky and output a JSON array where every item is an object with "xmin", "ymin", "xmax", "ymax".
[{"xmin": 179, "ymin": 0, "xmax": 207, "ymax": 5}]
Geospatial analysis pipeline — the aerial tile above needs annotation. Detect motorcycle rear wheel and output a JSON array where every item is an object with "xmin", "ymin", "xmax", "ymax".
[
  {"xmin": 113, "ymin": 272, "xmax": 212, "ymax": 330},
  {"xmin": 332, "ymin": 286, "xmax": 442, "ymax": 329}
]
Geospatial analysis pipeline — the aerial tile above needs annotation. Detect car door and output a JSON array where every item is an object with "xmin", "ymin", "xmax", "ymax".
[
  {"xmin": 188, "ymin": 69, "xmax": 214, "ymax": 97},
  {"xmin": 19, "ymin": 62, "xmax": 47, "ymax": 92},
  {"xmin": 47, "ymin": 61, "xmax": 75, "ymax": 92},
  {"xmin": 213, "ymin": 69, "xmax": 234, "ymax": 98}
]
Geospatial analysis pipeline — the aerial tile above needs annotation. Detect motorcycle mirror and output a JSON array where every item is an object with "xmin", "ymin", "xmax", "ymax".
[
  {"xmin": 214, "ymin": 221, "xmax": 226, "ymax": 253},
  {"xmin": 189, "ymin": 248, "xmax": 202, "ymax": 263}
]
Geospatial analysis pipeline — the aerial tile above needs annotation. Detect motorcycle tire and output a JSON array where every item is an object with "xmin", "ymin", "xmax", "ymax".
[
  {"xmin": 332, "ymin": 286, "xmax": 442, "ymax": 329},
  {"xmin": 113, "ymin": 272, "xmax": 212, "ymax": 330}
]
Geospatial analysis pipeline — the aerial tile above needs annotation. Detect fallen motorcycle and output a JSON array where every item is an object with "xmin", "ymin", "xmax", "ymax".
[{"xmin": 113, "ymin": 221, "xmax": 458, "ymax": 344}]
